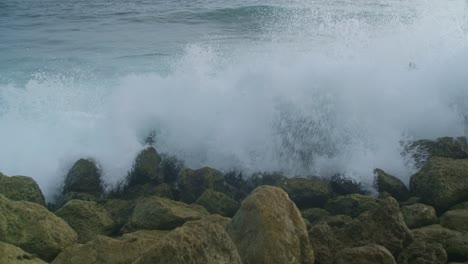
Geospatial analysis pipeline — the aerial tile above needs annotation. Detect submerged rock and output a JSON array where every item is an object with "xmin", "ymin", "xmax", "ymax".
[
  {"xmin": 0, "ymin": 173, "xmax": 45, "ymax": 206},
  {"xmin": 279, "ymin": 177, "xmax": 331, "ymax": 209},
  {"xmin": 374, "ymin": 169, "xmax": 410, "ymax": 201},
  {"xmin": 128, "ymin": 195, "xmax": 208, "ymax": 231},
  {"xmin": 324, "ymin": 194, "xmax": 379, "ymax": 218},
  {"xmin": 55, "ymin": 200, "xmax": 115, "ymax": 243},
  {"xmin": 227, "ymin": 186, "xmax": 314, "ymax": 264},
  {"xmin": 134, "ymin": 215, "xmax": 242, "ymax": 264},
  {"xmin": 0, "ymin": 194, "xmax": 77, "ymax": 261},
  {"xmin": 334, "ymin": 244, "xmax": 396, "ymax": 264},
  {"xmin": 178, "ymin": 167, "xmax": 225, "ymax": 203},
  {"xmin": 410, "ymin": 157, "xmax": 468, "ymax": 211},
  {"xmin": 401, "ymin": 203, "xmax": 437, "ymax": 229},
  {"xmin": 51, "ymin": 231, "xmax": 168, "ymax": 264},
  {"xmin": 0, "ymin": 241, "xmax": 46, "ymax": 264},
  {"xmin": 195, "ymin": 190, "xmax": 239, "ymax": 217}
]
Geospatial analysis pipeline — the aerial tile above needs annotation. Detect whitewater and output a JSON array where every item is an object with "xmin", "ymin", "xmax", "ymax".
[{"xmin": 1, "ymin": 0, "xmax": 467, "ymax": 200}]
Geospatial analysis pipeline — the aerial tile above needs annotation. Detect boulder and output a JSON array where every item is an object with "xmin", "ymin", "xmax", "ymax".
[
  {"xmin": 0, "ymin": 173, "xmax": 45, "ymax": 206},
  {"xmin": 279, "ymin": 177, "xmax": 331, "ymax": 209},
  {"xmin": 63, "ymin": 159, "xmax": 102, "ymax": 194},
  {"xmin": 440, "ymin": 209, "xmax": 468, "ymax": 232},
  {"xmin": 445, "ymin": 233, "xmax": 468, "ymax": 262},
  {"xmin": 408, "ymin": 137, "xmax": 468, "ymax": 162},
  {"xmin": 55, "ymin": 200, "xmax": 115, "ymax": 243},
  {"xmin": 0, "ymin": 194, "xmax": 77, "ymax": 261},
  {"xmin": 451, "ymin": 201, "xmax": 468, "ymax": 210},
  {"xmin": 227, "ymin": 186, "xmax": 314, "ymax": 264},
  {"xmin": 126, "ymin": 147, "xmax": 162, "ymax": 186},
  {"xmin": 178, "ymin": 167, "xmax": 225, "ymax": 203},
  {"xmin": 101, "ymin": 199, "xmax": 135, "ymax": 232},
  {"xmin": 412, "ymin": 224, "xmax": 461, "ymax": 245},
  {"xmin": 324, "ymin": 194, "xmax": 379, "ymax": 218},
  {"xmin": 397, "ymin": 240, "xmax": 447, "ymax": 264},
  {"xmin": 309, "ymin": 197, "xmax": 412, "ymax": 264},
  {"xmin": 401, "ymin": 203, "xmax": 437, "ymax": 229},
  {"xmin": 410, "ymin": 157, "xmax": 468, "ymax": 211},
  {"xmin": 334, "ymin": 244, "xmax": 396, "ymax": 264},
  {"xmin": 195, "ymin": 190, "xmax": 239, "ymax": 217},
  {"xmin": 134, "ymin": 215, "xmax": 242, "ymax": 264},
  {"xmin": 301, "ymin": 208, "xmax": 330, "ymax": 224},
  {"xmin": 127, "ymin": 196, "xmax": 208, "ymax": 231},
  {"xmin": 51, "ymin": 231, "xmax": 168, "ymax": 264},
  {"xmin": 0, "ymin": 241, "xmax": 47, "ymax": 264},
  {"xmin": 374, "ymin": 169, "xmax": 410, "ymax": 201}
]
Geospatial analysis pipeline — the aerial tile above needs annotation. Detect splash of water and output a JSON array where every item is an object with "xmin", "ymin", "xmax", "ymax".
[{"xmin": 0, "ymin": 0, "xmax": 467, "ymax": 200}]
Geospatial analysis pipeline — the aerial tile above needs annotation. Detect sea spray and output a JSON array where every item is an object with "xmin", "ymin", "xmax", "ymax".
[{"xmin": 0, "ymin": 0, "xmax": 467, "ymax": 200}]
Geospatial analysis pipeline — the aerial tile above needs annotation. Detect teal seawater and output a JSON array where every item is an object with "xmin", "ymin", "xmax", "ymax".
[{"xmin": 1, "ymin": 0, "xmax": 468, "ymax": 199}]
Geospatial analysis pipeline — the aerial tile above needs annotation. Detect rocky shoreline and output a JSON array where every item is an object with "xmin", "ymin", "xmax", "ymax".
[{"xmin": 1, "ymin": 136, "xmax": 468, "ymax": 263}]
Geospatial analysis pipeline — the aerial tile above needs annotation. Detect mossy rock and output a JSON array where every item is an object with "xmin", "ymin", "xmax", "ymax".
[
  {"xmin": 374, "ymin": 169, "xmax": 409, "ymax": 201},
  {"xmin": 0, "ymin": 241, "xmax": 47, "ymax": 264},
  {"xmin": 177, "ymin": 167, "xmax": 225, "ymax": 203},
  {"xmin": 128, "ymin": 196, "xmax": 208, "ymax": 231},
  {"xmin": 410, "ymin": 157, "xmax": 468, "ymax": 212},
  {"xmin": 101, "ymin": 199, "xmax": 135, "ymax": 233},
  {"xmin": 0, "ymin": 173, "xmax": 45, "ymax": 206},
  {"xmin": 54, "ymin": 191, "xmax": 101, "ymax": 210},
  {"xmin": 408, "ymin": 137, "xmax": 468, "ymax": 163},
  {"xmin": 450, "ymin": 201, "xmax": 468, "ymax": 210},
  {"xmin": 397, "ymin": 240, "xmax": 447, "ymax": 264},
  {"xmin": 309, "ymin": 198, "xmax": 412, "ymax": 264},
  {"xmin": 126, "ymin": 147, "xmax": 162, "ymax": 186},
  {"xmin": 0, "ymin": 194, "xmax": 77, "ymax": 261},
  {"xmin": 64, "ymin": 159, "xmax": 102, "ymax": 194},
  {"xmin": 324, "ymin": 194, "xmax": 379, "ymax": 218},
  {"xmin": 334, "ymin": 244, "xmax": 396, "ymax": 264},
  {"xmin": 227, "ymin": 186, "xmax": 314, "ymax": 264},
  {"xmin": 51, "ymin": 231, "xmax": 168, "ymax": 264},
  {"xmin": 440, "ymin": 209, "xmax": 468, "ymax": 232},
  {"xmin": 301, "ymin": 208, "xmax": 330, "ymax": 224},
  {"xmin": 195, "ymin": 190, "xmax": 239, "ymax": 217},
  {"xmin": 445, "ymin": 233, "xmax": 468, "ymax": 262},
  {"xmin": 55, "ymin": 200, "xmax": 115, "ymax": 243},
  {"xmin": 134, "ymin": 215, "xmax": 242, "ymax": 264},
  {"xmin": 279, "ymin": 177, "xmax": 331, "ymax": 209},
  {"xmin": 401, "ymin": 203, "xmax": 437, "ymax": 229}
]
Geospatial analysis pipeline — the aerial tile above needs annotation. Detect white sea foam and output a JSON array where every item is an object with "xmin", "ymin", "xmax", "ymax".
[{"xmin": 0, "ymin": 0, "xmax": 467, "ymax": 199}]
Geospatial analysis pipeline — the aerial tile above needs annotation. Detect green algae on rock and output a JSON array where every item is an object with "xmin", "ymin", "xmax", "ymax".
[
  {"xmin": 324, "ymin": 193, "xmax": 379, "ymax": 218},
  {"xmin": 0, "ymin": 241, "xmax": 47, "ymax": 264},
  {"xmin": 55, "ymin": 199, "xmax": 115, "ymax": 243},
  {"xmin": 128, "ymin": 195, "xmax": 208, "ymax": 230},
  {"xmin": 0, "ymin": 194, "xmax": 77, "ymax": 261},
  {"xmin": 334, "ymin": 244, "xmax": 396, "ymax": 264},
  {"xmin": 279, "ymin": 177, "xmax": 331, "ymax": 209},
  {"xmin": 0, "ymin": 172, "xmax": 45, "ymax": 206},
  {"xmin": 374, "ymin": 168, "xmax": 410, "ymax": 201},
  {"xmin": 410, "ymin": 157, "xmax": 468, "ymax": 212},
  {"xmin": 227, "ymin": 186, "xmax": 314, "ymax": 264},
  {"xmin": 401, "ymin": 203, "xmax": 437, "ymax": 229},
  {"xmin": 134, "ymin": 215, "xmax": 242, "ymax": 264},
  {"xmin": 177, "ymin": 166, "xmax": 225, "ymax": 203},
  {"xmin": 195, "ymin": 189, "xmax": 239, "ymax": 217}
]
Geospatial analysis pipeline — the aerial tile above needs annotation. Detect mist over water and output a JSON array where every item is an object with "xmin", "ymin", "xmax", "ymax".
[{"xmin": 1, "ymin": 0, "xmax": 467, "ymax": 200}]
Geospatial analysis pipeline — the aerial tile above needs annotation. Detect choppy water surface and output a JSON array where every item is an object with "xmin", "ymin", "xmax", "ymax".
[{"xmin": 1, "ymin": 0, "xmax": 468, "ymax": 199}]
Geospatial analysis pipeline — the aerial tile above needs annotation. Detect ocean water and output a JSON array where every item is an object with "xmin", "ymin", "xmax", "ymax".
[{"xmin": 1, "ymin": 0, "xmax": 468, "ymax": 199}]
